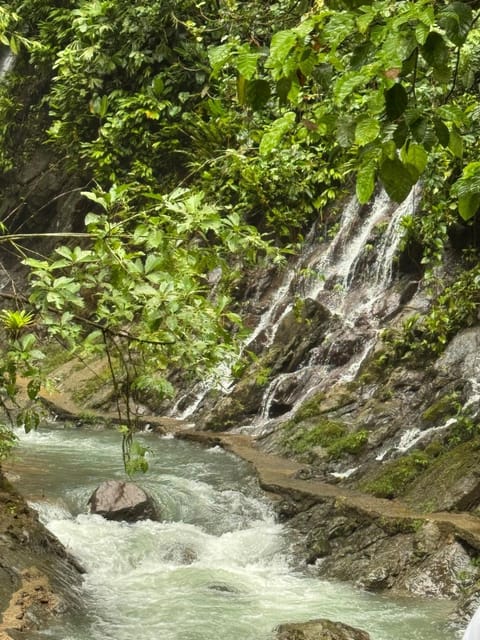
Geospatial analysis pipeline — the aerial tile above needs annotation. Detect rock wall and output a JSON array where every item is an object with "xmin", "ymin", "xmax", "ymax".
[{"xmin": 0, "ymin": 471, "xmax": 84, "ymax": 636}]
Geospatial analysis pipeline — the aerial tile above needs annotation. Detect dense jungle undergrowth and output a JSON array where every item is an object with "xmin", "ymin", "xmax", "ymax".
[{"xmin": 0, "ymin": 0, "xmax": 480, "ymax": 475}]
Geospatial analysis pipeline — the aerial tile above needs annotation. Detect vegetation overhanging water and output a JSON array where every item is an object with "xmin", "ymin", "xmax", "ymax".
[{"xmin": 8, "ymin": 425, "xmax": 456, "ymax": 640}]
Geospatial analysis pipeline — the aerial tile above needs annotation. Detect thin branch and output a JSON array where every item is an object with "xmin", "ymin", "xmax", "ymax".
[
  {"xmin": 444, "ymin": 46, "xmax": 461, "ymax": 103},
  {"xmin": 0, "ymin": 232, "xmax": 93, "ymax": 244}
]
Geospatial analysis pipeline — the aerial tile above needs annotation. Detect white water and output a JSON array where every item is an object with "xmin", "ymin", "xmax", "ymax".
[
  {"xmin": 463, "ymin": 606, "xmax": 480, "ymax": 640},
  {"xmin": 171, "ymin": 188, "xmax": 418, "ymax": 426},
  {"xmin": 0, "ymin": 48, "xmax": 14, "ymax": 78},
  {"xmin": 9, "ymin": 426, "xmax": 455, "ymax": 640},
  {"xmin": 251, "ymin": 187, "xmax": 419, "ymax": 429}
]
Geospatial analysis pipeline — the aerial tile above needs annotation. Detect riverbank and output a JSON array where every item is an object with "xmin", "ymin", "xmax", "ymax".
[
  {"xmin": 33, "ymin": 390, "xmax": 480, "ymax": 614},
  {"xmin": 0, "ymin": 471, "xmax": 84, "ymax": 638}
]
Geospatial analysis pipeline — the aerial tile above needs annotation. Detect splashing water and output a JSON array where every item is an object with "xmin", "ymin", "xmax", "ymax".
[{"xmin": 8, "ymin": 426, "xmax": 455, "ymax": 640}]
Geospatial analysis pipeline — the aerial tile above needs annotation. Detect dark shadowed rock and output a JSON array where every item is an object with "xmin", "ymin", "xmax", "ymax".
[
  {"xmin": 275, "ymin": 619, "xmax": 371, "ymax": 639},
  {"xmin": 88, "ymin": 480, "xmax": 157, "ymax": 522}
]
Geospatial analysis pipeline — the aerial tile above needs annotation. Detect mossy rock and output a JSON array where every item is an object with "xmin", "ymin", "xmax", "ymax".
[
  {"xmin": 292, "ymin": 393, "xmax": 327, "ymax": 423},
  {"xmin": 326, "ymin": 430, "xmax": 369, "ymax": 460},
  {"xmin": 360, "ymin": 450, "xmax": 430, "ymax": 499},
  {"xmin": 403, "ymin": 437, "xmax": 480, "ymax": 511},
  {"xmin": 283, "ymin": 419, "xmax": 347, "ymax": 454},
  {"xmin": 422, "ymin": 392, "xmax": 460, "ymax": 425}
]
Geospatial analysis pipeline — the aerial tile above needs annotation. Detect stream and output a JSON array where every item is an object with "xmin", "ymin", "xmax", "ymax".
[{"xmin": 8, "ymin": 425, "xmax": 456, "ymax": 640}]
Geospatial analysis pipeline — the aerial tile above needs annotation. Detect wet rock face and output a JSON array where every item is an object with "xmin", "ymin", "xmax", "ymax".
[
  {"xmin": 282, "ymin": 499, "xmax": 476, "ymax": 600},
  {"xmin": 88, "ymin": 480, "xmax": 157, "ymax": 522},
  {"xmin": 275, "ymin": 619, "xmax": 371, "ymax": 640}
]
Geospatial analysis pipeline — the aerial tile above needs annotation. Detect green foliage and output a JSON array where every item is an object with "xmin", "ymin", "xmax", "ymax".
[
  {"xmin": 0, "ymin": 305, "xmax": 44, "ymax": 455},
  {"xmin": 0, "ymin": 423, "xmax": 17, "ymax": 461},
  {"xmin": 2, "ymin": 0, "xmax": 480, "ymax": 473},
  {"xmin": 362, "ymin": 450, "xmax": 431, "ymax": 499},
  {"xmin": 0, "ymin": 309, "xmax": 35, "ymax": 338},
  {"xmin": 283, "ymin": 416, "xmax": 368, "ymax": 459},
  {"xmin": 422, "ymin": 392, "xmax": 461, "ymax": 424},
  {"xmin": 326, "ymin": 429, "xmax": 369, "ymax": 459},
  {"xmin": 290, "ymin": 392, "xmax": 327, "ymax": 423},
  {"xmin": 214, "ymin": 0, "xmax": 480, "ymax": 220},
  {"xmin": 283, "ymin": 418, "xmax": 347, "ymax": 454},
  {"xmin": 381, "ymin": 262, "xmax": 480, "ymax": 362},
  {"xmin": 21, "ymin": 182, "xmax": 276, "ymax": 471}
]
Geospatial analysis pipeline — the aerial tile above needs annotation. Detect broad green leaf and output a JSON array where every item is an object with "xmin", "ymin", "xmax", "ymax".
[
  {"xmin": 152, "ymin": 75, "xmax": 164, "ymax": 97},
  {"xmin": 354, "ymin": 117, "xmax": 380, "ymax": 147},
  {"xmin": 246, "ymin": 79, "xmax": 271, "ymax": 110},
  {"xmin": 325, "ymin": 12, "xmax": 356, "ymax": 48},
  {"xmin": 236, "ymin": 51, "xmax": 261, "ymax": 80},
  {"xmin": 415, "ymin": 21, "xmax": 430, "ymax": 46},
  {"xmin": 421, "ymin": 32, "xmax": 449, "ymax": 69},
  {"xmin": 259, "ymin": 112, "xmax": 296, "ymax": 156},
  {"xmin": 393, "ymin": 120, "xmax": 409, "ymax": 148},
  {"xmin": 449, "ymin": 127, "xmax": 463, "ymax": 158},
  {"xmin": 208, "ymin": 44, "xmax": 233, "ymax": 77},
  {"xmin": 458, "ymin": 193, "xmax": 480, "ymax": 221},
  {"xmin": 385, "ymin": 83, "xmax": 408, "ymax": 121},
  {"xmin": 268, "ymin": 30, "xmax": 297, "ymax": 64},
  {"xmin": 401, "ymin": 143, "xmax": 428, "ymax": 175},
  {"xmin": 55, "ymin": 246, "xmax": 73, "ymax": 261},
  {"xmin": 145, "ymin": 255, "xmax": 164, "ymax": 274},
  {"xmin": 333, "ymin": 71, "xmax": 370, "ymax": 106},
  {"xmin": 434, "ymin": 119, "xmax": 450, "ymax": 147},
  {"xmin": 336, "ymin": 117, "xmax": 355, "ymax": 148},
  {"xmin": 276, "ymin": 77, "xmax": 292, "ymax": 105},
  {"xmin": 356, "ymin": 154, "xmax": 377, "ymax": 204},
  {"xmin": 379, "ymin": 157, "xmax": 415, "ymax": 202},
  {"xmin": 439, "ymin": 2, "xmax": 472, "ymax": 46}
]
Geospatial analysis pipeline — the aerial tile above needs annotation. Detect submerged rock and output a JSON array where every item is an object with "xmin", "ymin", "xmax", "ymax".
[
  {"xmin": 275, "ymin": 619, "xmax": 371, "ymax": 639},
  {"xmin": 88, "ymin": 480, "xmax": 157, "ymax": 522}
]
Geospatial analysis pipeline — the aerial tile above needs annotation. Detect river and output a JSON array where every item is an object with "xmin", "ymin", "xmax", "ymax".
[{"xmin": 8, "ymin": 425, "xmax": 456, "ymax": 639}]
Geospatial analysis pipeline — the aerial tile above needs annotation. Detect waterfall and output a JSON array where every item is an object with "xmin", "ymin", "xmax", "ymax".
[
  {"xmin": 463, "ymin": 606, "xmax": 480, "ymax": 640},
  {"xmin": 251, "ymin": 187, "xmax": 418, "ymax": 429},
  {"xmin": 0, "ymin": 48, "xmax": 14, "ymax": 77},
  {"xmin": 170, "ymin": 187, "xmax": 418, "ymax": 426}
]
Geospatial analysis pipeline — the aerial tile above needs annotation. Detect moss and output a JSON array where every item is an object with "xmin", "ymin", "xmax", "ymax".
[
  {"xmin": 283, "ymin": 418, "xmax": 346, "ymax": 454},
  {"xmin": 422, "ymin": 392, "xmax": 460, "ymax": 425},
  {"xmin": 292, "ymin": 392, "xmax": 327, "ymax": 423},
  {"xmin": 361, "ymin": 450, "xmax": 430, "ymax": 499},
  {"xmin": 378, "ymin": 516, "xmax": 424, "ymax": 535},
  {"xmin": 327, "ymin": 429, "xmax": 369, "ymax": 459}
]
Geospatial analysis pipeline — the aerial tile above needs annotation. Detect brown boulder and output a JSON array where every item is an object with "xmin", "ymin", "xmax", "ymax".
[
  {"xmin": 88, "ymin": 480, "xmax": 157, "ymax": 522},
  {"xmin": 275, "ymin": 619, "xmax": 371, "ymax": 640}
]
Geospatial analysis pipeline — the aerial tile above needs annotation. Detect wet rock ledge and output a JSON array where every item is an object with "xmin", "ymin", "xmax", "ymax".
[{"xmin": 0, "ymin": 472, "xmax": 84, "ymax": 638}]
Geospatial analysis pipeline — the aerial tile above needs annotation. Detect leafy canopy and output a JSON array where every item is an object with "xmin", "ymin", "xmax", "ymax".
[{"xmin": 213, "ymin": 0, "xmax": 480, "ymax": 219}]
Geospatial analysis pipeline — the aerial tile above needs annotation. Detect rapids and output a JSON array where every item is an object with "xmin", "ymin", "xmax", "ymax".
[{"xmin": 7, "ymin": 425, "xmax": 457, "ymax": 640}]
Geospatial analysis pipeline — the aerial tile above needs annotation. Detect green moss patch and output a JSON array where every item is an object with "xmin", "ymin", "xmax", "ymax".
[
  {"xmin": 291, "ymin": 392, "xmax": 327, "ymax": 423},
  {"xmin": 422, "ymin": 392, "xmax": 460, "ymax": 425},
  {"xmin": 327, "ymin": 429, "xmax": 369, "ymax": 459},
  {"xmin": 283, "ymin": 418, "xmax": 346, "ymax": 454},
  {"xmin": 361, "ymin": 450, "xmax": 430, "ymax": 499}
]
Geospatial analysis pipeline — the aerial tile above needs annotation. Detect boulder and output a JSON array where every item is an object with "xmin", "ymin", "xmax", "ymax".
[
  {"xmin": 275, "ymin": 619, "xmax": 371, "ymax": 640},
  {"xmin": 88, "ymin": 480, "xmax": 157, "ymax": 522}
]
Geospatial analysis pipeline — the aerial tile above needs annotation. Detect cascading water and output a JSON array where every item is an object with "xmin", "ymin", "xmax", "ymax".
[
  {"xmin": 248, "ymin": 187, "xmax": 419, "ymax": 432},
  {"xmin": 0, "ymin": 48, "xmax": 14, "ymax": 78},
  {"xmin": 172, "ymin": 188, "xmax": 418, "ymax": 426},
  {"xmin": 8, "ymin": 425, "xmax": 455, "ymax": 640}
]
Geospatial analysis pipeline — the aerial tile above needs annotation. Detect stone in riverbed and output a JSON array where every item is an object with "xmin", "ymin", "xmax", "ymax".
[
  {"xmin": 275, "ymin": 619, "xmax": 371, "ymax": 640},
  {"xmin": 88, "ymin": 480, "xmax": 157, "ymax": 523}
]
